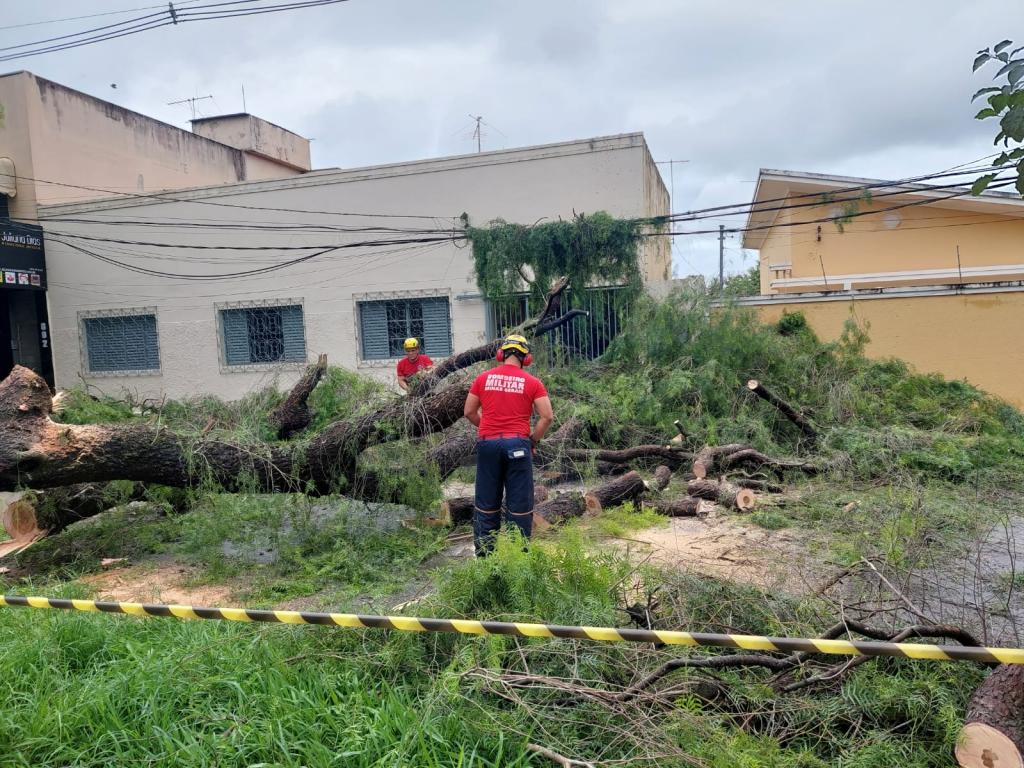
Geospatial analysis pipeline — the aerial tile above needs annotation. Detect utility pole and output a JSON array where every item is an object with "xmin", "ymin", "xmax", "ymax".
[
  {"xmin": 469, "ymin": 114, "xmax": 483, "ymax": 153},
  {"xmin": 168, "ymin": 95, "xmax": 213, "ymax": 120},
  {"xmin": 718, "ymin": 224, "xmax": 725, "ymax": 294}
]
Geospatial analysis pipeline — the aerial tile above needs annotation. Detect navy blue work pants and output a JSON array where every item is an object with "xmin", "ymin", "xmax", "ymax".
[{"xmin": 473, "ymin": 437, "xmax": 534, "ymax": 557}]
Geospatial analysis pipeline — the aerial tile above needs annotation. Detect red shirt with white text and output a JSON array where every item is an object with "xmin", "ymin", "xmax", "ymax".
[{"xmin": 469, "ymin": 364, "xmax": 548, "ymax": 439}]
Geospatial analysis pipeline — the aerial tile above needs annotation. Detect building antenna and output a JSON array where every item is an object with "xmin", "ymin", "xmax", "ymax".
[
  {"xmin": 469, "ymin": 114, "xmax": 483, "ymax": 153},
  {"xmin": 241, "ymin": 83, "xmax": 247, "ymax": 113},
  {"xmin": 167, "ymin": 94, "xmax": 213, "ymax": 120}
]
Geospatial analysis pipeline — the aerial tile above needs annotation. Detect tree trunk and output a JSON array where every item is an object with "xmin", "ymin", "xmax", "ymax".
[
  {"xmin": 268, "ymin": 353, "xmax": 328, "ymax": 439},
  {"xmin": 426, "ymin": 424, "xmax": 478, "ymax": 480},
  {"xmin": 693, "ymin": 443, "xmax": 817, "ymax": 478},
  {"xmin": 746, "ymin": 379, "xmax": 817, "ymax": 442},
  {"xmin": 0, "ymin": 365, "xmax": 467, "ymax": 497},
  {"xmin": 584, "ymin": 470, "xmax": 647, "ymax": 514},
  {"xmin": 957, "ymin": 665, "xmax": 1024, "ymax": 768},
  {"xmin": 643, "ymin": 497, "xmax": 711, "ymax": 517},
  {"xmin": 533, "ymin": 494, "xmax": 587, "ymax": 527},
  {"xmin": 652, "ymin": 465, "xmax": 673, "ymax": 492},
  {"xmin": 687, "ymin": 478, "xmax": 756, "ymax": 511}
]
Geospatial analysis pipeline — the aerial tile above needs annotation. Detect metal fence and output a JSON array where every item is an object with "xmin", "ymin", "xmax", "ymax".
[{"xmin": 485, "ymin": 287, "xmax": 630, "ymax": 365}]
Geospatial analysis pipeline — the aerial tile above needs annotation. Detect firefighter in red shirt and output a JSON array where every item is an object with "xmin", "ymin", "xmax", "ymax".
[
  {"xmin": 396, "ymin": 337, "xmax": 433, "ymax": 392},
  {"xmin": 463, "ymin": 334, "xmax": 554, "ymax": 556}
]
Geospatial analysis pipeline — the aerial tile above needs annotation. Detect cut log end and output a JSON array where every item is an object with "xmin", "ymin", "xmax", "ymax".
[
  {"xmin": 2, "ymin": 499, "xmax": 38, "ymax": 539},
  {"xmin": 693, "ymin": 460, "xmax": 708, "ymax": 480},
  {"xmin": 746, "ymin": 379, "xmax": 760, "ymax": 391},
  {"xmin": 735, "ymin": 488, "xmax": 756, "ymax": 511},
  {"xmin": 956, "ymin": 723, "xmax": 1024, "ymax": 768}
]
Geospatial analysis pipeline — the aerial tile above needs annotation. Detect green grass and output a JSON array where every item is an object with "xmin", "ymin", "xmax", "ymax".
[{"xmin": 0, "ymin": 533, "xmax": 986, "ymax": 767}]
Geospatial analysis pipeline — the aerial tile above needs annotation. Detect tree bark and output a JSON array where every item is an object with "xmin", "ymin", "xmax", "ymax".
[
  {"xmin": 584, "ymin": 470, "xmax": 647, "ymax": 514},
  {"xmin": 0, "ymin": 365, "xmax": 467, "ymax": 497},
  {"xmin": 652, "ymin": 465, "xmax": 672, "ymax": 492},
  {"xmin": 693, "ymin": 443, "xmax": 817, "ymax": 478},
  {"xmin": 643, "ymin": 497, "xmax": 711, "ymax": 517},
  {"xmin": 564, "ymin": 445, "xmax": 690, "ymax": 467},
  {"xmin": 746, "ymin": 379, "xmax": 817, "ymax": 442},
  {"xmin": 426, "ymin": 423, "xmax": 478, "ymax": 480},
  {"xmin": 268, "ymin": 354, "xmax": 328, "ymax": 439},
  {"xmin": 957, "ymin": 665, "xmax": 1024, "ymax": 768},
  {"xmin": 687, "ymin": 478, "xmax": 756, "ymax": 511}
]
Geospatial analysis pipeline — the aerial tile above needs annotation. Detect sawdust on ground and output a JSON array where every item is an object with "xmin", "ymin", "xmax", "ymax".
[
  {"xmin": 79, "ymin": 556, "xmax": 237, "ymax": 605},
  {"xmin": 615, "ymin": 511, "xmax": 822, "ymax": 593}
]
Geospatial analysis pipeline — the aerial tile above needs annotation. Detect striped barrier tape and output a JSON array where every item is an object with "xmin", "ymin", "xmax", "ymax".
[{"xmin": 3, "ymin": 594, "xmax": 1023, "ymax": 664}]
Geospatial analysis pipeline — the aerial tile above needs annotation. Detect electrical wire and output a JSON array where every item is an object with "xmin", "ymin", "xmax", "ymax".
[
  {"xmin": 0, "ymin": 0, "xmax": 348, "ymax": 62},
  {"xmin": 0, "ymin": 2, "xmax": 202, "ymax": 32},
  {"xmin": 0, "ymin": 172, "xmax": 457, "ymax": 221}
]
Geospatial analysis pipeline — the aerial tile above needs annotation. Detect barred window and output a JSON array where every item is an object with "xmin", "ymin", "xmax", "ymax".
[
  {"xmin": 83, "ymin": 313, "xmax": 160, "ymax": 373},
  {"xmin": 358, "ymin": 297, "xmax": 452, "ymax": 360},
  {"xmin": 220, "ymin": 304, "xmax": 306, "ymax": 366}
]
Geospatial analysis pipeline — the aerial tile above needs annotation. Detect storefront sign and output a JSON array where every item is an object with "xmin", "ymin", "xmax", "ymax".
[{"xmin": 0, "ymin": 222, "xmax": 45, "ymax": 291}]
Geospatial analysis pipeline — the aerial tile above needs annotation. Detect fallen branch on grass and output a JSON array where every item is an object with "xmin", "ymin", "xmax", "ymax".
[
  {"xmin": 745, "ymin": 379, "xmax": 817, "ymax": 443},
  {"xmin": 268, "ymin": 353, "xmax": 328, "ymax": 439}
]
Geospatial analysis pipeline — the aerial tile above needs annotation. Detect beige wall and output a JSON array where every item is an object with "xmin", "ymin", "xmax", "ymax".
[
  {"xmin": 758, "ymin": 194, "xmax": 1024, "ymax": 293},
  {"xmin": 0, "ymin": 72, "xmax": 306, "ymax": 222},
  {"xmin": 192, "ymin": 114, "xmax": 312, "ymax": 172},
  {"xmin": 38, "ymin": 133, "xmax": 669, "ymax": 401},
  {"xmin": 751, "ymin": 290, "xmax": 1024, "ymax": 407}
]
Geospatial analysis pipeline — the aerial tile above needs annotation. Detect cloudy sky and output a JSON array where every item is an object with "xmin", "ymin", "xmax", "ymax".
[{"xmin": 2, "ymin": 0, "xmax": 1020, "ymax": 275}]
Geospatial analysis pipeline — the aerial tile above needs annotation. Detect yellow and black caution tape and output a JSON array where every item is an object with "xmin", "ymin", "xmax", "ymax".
[{"xmin": 3, "ymin": 594, "xmax": 1023, "ymax": 664}]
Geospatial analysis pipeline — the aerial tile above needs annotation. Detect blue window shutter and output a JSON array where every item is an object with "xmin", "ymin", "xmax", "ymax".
[
  {"xmin": 359, "ymin": 302, "xmax": 389, "ymax": 360},
  {"xmin": 420, "ymin": 298, "xmax": 452, "ymax": 356},
  {"xmin": 84, "ymin": 314, "xmax": 159, "ymax": 372},
  {"xmin": 280, "ymin": 305, "xmax": 306, "ymax": 362},
  {"xmin": 222, "ymin": 309, "xmax": 249, "ymax": 365}
]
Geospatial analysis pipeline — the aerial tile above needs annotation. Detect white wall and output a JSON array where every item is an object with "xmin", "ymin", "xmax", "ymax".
[{"xmin": 39, "ymin": 133, "xmax": 668, "ymax": 401}]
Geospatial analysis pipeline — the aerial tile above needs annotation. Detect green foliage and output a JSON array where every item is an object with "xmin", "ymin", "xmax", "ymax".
[
  {"xmin": 52, "ymin": 388, "xmax": 138, "ymax": 425},
  {"xmin": 465, "ymin": 211, "xmax": 644, "ymax": 302},
  {"xmin": 972, "ymin": 39, "xmax": 1024, "ymax": 196}
]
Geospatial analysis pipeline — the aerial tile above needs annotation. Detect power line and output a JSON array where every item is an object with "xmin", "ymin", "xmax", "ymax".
[
  {"xmin": 0, "ymin": 0, "xmax": 349, "ymax": 63},
  {"xmin": 0, "ymin": 1, "xmax": 203, "ymax": 32},
  {"xmin": 0, "ymin": 171, "xmax": 456, "ymax": 221}
]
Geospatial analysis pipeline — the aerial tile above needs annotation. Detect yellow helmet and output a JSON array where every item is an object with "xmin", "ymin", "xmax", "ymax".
[
  {"xmin": 403, "ymin": 337, "xmax": 420, "ymax": 350},
  {"xmin": 498, "ymin": 334, "xmax": 532, "ymax": 364}
]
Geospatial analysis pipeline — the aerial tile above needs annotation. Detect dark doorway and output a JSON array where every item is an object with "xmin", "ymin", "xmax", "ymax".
[{"xmin": 0, "ymin": 291, "xmax": 12, "ymax": 380}]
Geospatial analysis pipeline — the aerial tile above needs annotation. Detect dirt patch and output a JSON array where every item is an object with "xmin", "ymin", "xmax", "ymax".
[
  {"xmin": 79, "ymin": 556, "xmax": 238, "ymax": 605},
  {"xmin": 617, "ymin": 512, "xmax": 822, "ymax": 593}
]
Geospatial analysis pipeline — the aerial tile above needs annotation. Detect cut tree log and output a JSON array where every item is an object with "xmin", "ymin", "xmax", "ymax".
[
  {"xmin": 268, "ymin": 353, "xmax": 328, "ymax": 439},
  {"xmin": 643, "ymin": 497, "xmax": 712, "ymax": 517},
  {"xmin": 534, "ymin": 471, "xmax": 647, "ymax": 526},
  {"xmin": 687, "ymin": 479, "xmax": 756, "ymax": 511},
  {"xmin": 584, "ymin": 470, "xmax": 647, "ymax": 515},
  {"xmin": 692, "ymin": 444, "xmax": 749, "ymax": 479},
  {"xmin": 956, "ymin": 664, "xmax": 1024, "ymax": 768},
  {"xmin": 652, "ymin": 465, "xmax": 672, "ymax": 492},
  {"xmin": 746, "ymin": 379, "xmax": 817, "ymax": 442},
  {"xmin": 5, "ymin": 482, "xmax": 145, "ymax": 537}
]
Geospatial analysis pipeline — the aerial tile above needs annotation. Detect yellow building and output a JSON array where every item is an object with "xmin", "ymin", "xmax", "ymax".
[{"xmin": 738, "ymin": 169, "xmax": 1024, "ymax": 407}]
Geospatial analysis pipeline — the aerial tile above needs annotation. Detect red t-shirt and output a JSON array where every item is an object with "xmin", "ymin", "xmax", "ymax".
[
  {"xmin": 469, "ymin": 364, "xmax": 548, "ymax": 439},
  {"xmin": 396, "ymin": 354, "xmax": 433, "ymax": 379}
]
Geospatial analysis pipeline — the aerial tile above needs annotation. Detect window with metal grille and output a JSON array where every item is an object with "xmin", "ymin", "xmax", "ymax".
[
  {"xmin": 220, "ymin": 304, "xmax": 306, "ymax": 366},
  {"xmin": 82, "ymin": 313, "xmax": 160, "ymax": 373},
  {"xmin": 358, "ymin": 297, "xmax": 452, "ymax": 360}
]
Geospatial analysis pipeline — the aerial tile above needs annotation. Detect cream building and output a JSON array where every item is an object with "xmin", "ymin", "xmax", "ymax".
[
  {"xmin": 738, "ymin": 169, "xmax": 1024, "ymax": 407},
  {"xmin": 0, "ymin": 70, "xmax": 311, "ymax": 385},
  {"xmin": 37, "ymin": 132, "xmax": 669, "ymax": 401}
]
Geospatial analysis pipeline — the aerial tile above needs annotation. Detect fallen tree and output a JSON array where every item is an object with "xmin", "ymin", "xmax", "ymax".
[
  {"xmin": 745, "ymin": 378, "xmax": 817, "ymax": 443},
  {"xmin": 268, "ymin": 353, "xmax": 328, "ymax": 439},
  {"xmin": 692, "ymin": 443, "xmax": 818, "ymax": 479}
]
